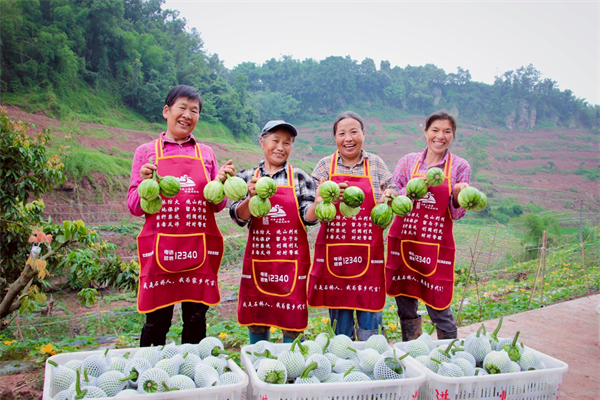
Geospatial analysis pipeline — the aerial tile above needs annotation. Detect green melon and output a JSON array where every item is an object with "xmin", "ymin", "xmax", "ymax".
[
  {"xmin": 426, "ymin": 167, "xmax": 444, "ymax": 187},
  {"xmin": 391, "ymin": 195, "xmax": 413, "ymax": 216},
  {"xmin": 316, "ymin": 201, "xmax": 336, "ymax": 223},
  {"xmin": 249, "ymin": 196, "xmax": 272, "ymax": 218},
  {"xmin": 339, "ymin": 202, "xmax": 360, "ymax": 218},
  {"xmin": 157, "ymin": 175, "xmax": 181, "ymax": 198},
  {"xmin": 138, "ymin": 178, "xmax": 160, "ymax": 201},
  {"xmin": 457, "ymin": 187, "xmax": 482, "ymax": 210},
  {"xmin": 141, "ymin": 197, "xmax": 163, "ymax": 214},
  {"xmin": 406, "ymin": 178, "xmax": 428, "ymax": 200},
  {"xmin": 371, "ymin": 203, "xmax": 393, "ymax": 228},
  {"xmin": 319, "ymin": 181, "xmax": 340, "ymax": 203},
  {"xmin": 342, "ymin": 186, "xmax": 365, "ymax": 208},
  {"xmin": 224, "ymin": 174, "xmax": 248, "ymax": 201},
  {"xmin": 204, "ymin": 180, "xmax": 226, "ymax": 204},
  {"xmin": 255, "ymin": 176, "xmax": 277, "ymax": 199},
  {"xmin": 473, "ymin": 191, "xmax": 488, "ymax": 212}
]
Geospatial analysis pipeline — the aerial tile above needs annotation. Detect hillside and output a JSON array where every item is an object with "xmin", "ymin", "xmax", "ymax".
[{"xmin": 7, "ymin": 104, "xmax": 598, "ymax": 223}]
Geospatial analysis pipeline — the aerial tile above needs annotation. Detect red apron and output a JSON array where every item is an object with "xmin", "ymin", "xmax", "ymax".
[
  {"xmin": 307, "ymin": 152, "xmax": 386, "ymax": 312},
  {"xmin": 136, "ymin": 140, "xmax": 224, "ymax": 313},
  {"xmin": 385, "ymin": 153, "xmax": 456, "ymax": 310},
  {"xmin": 237, "ymin": 165, "xmax": 310, "ymax": 331}
]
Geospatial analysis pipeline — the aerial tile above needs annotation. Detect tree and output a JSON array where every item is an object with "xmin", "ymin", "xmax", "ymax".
[{"xmin": 0, "ymin": 110, "xmax": 131, "ymax": 330}]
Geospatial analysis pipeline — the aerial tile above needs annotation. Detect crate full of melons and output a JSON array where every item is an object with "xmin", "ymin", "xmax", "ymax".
[
  {"xmin": 240, "ymin": 331, "xmax": 426, "ymax": 400},
  {"xmin": 43, "ymin": 337, "xmax": 248, "ymax": 400},
  {"xmin": 393, "ymin": 323, "xmax": 568, "ymax": 400}
]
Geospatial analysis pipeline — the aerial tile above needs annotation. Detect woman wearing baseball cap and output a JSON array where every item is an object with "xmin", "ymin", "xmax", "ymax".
[{"xmin": 229, "ymin": 120, "xmax": 319, "ymax": 343}]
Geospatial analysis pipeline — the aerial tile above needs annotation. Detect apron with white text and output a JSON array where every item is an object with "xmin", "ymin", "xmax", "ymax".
[
  {"xmin": 237, "ymin": 165, "xmax": 310, "ymax": 331},
  {"xmin": 308, "ymin": 152, "xmax": 386, "ymax": 312},
  {"xmin": 136, "ymin": 140, "xmax": 224, "ymax": 313},
  {"xmin": 385, "ymin": 153, "xmax": 456, "ymax": 310}
]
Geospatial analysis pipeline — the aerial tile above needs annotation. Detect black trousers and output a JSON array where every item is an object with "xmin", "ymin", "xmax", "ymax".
[{"xmin": 139, "ymin": 302, "xmax": 209, "ymax": 347}]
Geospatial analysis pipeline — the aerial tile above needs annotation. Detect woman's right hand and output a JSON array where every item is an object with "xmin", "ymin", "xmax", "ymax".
[
  {"xmin": 246, "ymin": 177, "xmax": 259, "ymax": 198},
  {"xmin": 140, "ymin": 161, "xmax": 157, "ymax": 180},
  {"xmin": 315, "ymin": 177, "xmax": 347, "ymax": 204}
]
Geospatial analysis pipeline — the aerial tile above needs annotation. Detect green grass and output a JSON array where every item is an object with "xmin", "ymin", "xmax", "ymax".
[
  {"xmin": 311, "ymin": 144, "xmax": 337, "ymax": 157},
  {"xmin": 289, "ymin": 158, "xmax": 316, "ymax": 175},
  {"xmin": 81, "ymin": 127, "xmax": 114, "ymax": 139},
  {"xmin": 61, "ymin": 147, "xmax": 132, "ymax": 190},
  {"xmin": 383, "ymin": 123, "xmax": 405, "ymax": 133}
]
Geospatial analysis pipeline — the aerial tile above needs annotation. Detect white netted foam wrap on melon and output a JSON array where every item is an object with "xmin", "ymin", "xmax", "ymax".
[
  {"xmin": 47, "ymin": 360, "xmax": 76, "ymax": 392},
  {"xmin": 218, "ymin": 371, "xmax": 242, "ymax": 385},
  {"xmin": 169, "ymin": 374, "xmax": 196, "ymax": 390},
  {"xmin": 198, "ymin": 337, "xmax": 226, "ymax": 359},
  {"xmin": 178, "ymin": 353, "xmax": 202, "ymax": 379},
  {"xmin": 357, "ymin": 348, "xmax": 380, "ymax": 374},
  {"xmin": 277, "ymin": 348, "xmax": 305, "ymax": 380},
  {"xmin": 438, "ymin": 362, "xmax": 465, "ymax": 377},
  {"xmin": 96, "ymin": 370, "xmax": 127, "ymax": 397},
  {"xmin": 137, "ymin": 367, "xmax": 171, "ymax": 394},
  {"xmin": 194, "ymin": 363, "xmax": 220, "ymax": 388},
  {"xmin": 132, "ymin": 347, "xmax": 160, "ymax": 367},
  {"xmin": 305, "ymin": 354, "xmax": 332, "ymax": 381},
  {"xmin": 256, "ymin": 359, "xmax": 287, "ymax": 384}
]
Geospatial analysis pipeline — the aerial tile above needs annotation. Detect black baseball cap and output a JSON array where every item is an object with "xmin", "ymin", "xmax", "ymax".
[{"xmin": 260, "ymin": 120, "xmax": 298, "ymax": 138}]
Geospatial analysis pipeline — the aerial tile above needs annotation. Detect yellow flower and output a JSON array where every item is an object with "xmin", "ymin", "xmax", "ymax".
[
  {"xmin": 388, "ymin": 323, "xmax": 397, "ymax": 331},
  {"xmin": 520, "ymin": 288, "xmax": 525, "ymax": 292},
  {"xmin": 270, "ymin": 327, "xmax": 276, "ymax": 333},
  {"xmin": 389, "ymin": 305, "xmax": 396, "ymax": 310},
  {"xmin": 3, "ymin": 340, "xmax": 16, "ymax": 346},
  {"xmin": 218, "ymin": 332, "xmax": 227, "ymax": 340},
  {"xmin": 544, "ymin": 283, "xmax": 549, "ymax": 286},
  {"xmin": 41, "ymin": 343, "xmax": 56, "ymax": 355},
  {"xmin": 321, "ymin": 317, "xmax": 329, "ymax": 324}
]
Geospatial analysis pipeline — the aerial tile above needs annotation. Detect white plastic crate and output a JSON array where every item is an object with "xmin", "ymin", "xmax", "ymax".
[
  {"xmin": 241, "ymin": 341, "xmax": 426, "ymax": 400},
  {"xmin": 394, "ymin": 339, "xmax": 569, "ymax": 400},
  {"xmin": 43, "ymin": 346, "xmax": 248, "ymax": 400}
]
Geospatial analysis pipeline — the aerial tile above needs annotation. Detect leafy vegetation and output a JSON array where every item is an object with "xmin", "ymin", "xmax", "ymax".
[
  {"xmin": 1, "ymin": 0, "xmax": 258, "ymax": 137},
  {"xmin": 0, "ymin": 110, "xmax": 135, "ymax": 332}
]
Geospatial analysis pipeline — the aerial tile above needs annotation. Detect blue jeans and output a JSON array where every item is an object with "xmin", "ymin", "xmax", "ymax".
[{"xmin": 328, "ymin": 309, "xmax": 383, "ymax": 341}]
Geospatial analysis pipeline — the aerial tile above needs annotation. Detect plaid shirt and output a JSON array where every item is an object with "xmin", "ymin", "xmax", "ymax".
[
  {"xmin": 229, "ymin": 160, "xmax": 318, "ymax": 227},
  {"xmin": 311, "ymin": 151, "xmax": 396, "ymax": 201},
  {"xmin": 392, "ymin": 148, "xmax": 471, "ymax": 220}
]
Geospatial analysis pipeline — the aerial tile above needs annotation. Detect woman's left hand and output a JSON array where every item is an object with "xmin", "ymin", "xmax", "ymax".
[
  {"xmin": 452, "ymin": 182, "xmax": 470, "ymax": 207},
  {"xmin": 379, "ymin": 189, "xmax": 398, "ymax": 204},
  {"xmin": 216, "ymin": 160, "xmax": 236, "ymax": 182}
]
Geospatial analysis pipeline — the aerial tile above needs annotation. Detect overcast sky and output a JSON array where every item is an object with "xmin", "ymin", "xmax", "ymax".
[{"xmin": 163, "ymin": 1, "xmax": 599, "ymax": 106}]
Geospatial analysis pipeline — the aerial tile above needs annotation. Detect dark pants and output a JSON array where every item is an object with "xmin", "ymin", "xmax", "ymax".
[
  {"xmin": 394, "ymin": 295, "xmax": 456, "ymax": 332},
  {"xmin": 140, "ymin": 302, "xmax": 209, "ymax": 347}
]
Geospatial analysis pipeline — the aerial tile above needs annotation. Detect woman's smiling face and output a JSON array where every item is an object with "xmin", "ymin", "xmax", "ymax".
[
  {"xmin": 334, "ymin": 117, "xmax": 365, "ymax": 163},
  {"xmin": 260, "ymin": 129, "xmax": 294, "ymax": 171},
  {"xmin": 163, "ymin": 97, "xmax": 200, "ymax": 143},
  {"xmin": 424, "ymin": 118, "xmax": 454, "ymax": 157}
]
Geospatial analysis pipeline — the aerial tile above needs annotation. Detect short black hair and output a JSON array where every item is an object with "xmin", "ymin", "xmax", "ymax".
[{"xmin": 164, "ymin": 85, "xmax": 203, "ymax": 111}]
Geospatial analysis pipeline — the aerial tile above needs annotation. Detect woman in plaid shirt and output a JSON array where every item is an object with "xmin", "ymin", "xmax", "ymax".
[
  {"xmin": 230, "ymin": 120, "xmax": 319, "ymax": 344},
  {"xmin": 308, "ymin": 111, "xmax": 398, "ymax": 341},
  {"xmin": 386, "ymin": 110, "xmax": 471, "ymax": 341}
]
